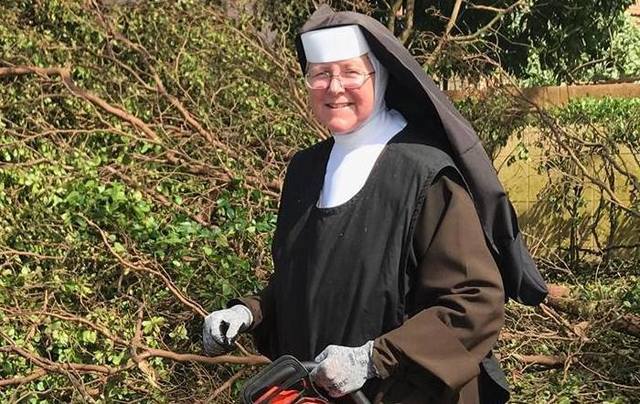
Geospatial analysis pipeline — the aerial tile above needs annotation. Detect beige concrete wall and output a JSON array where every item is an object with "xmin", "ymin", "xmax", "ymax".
[
  {"xmin": 446, "ymin": 81, "xmax": 640, "ymax": 258},
  {"xmin": 495, "ymin": 130, "xmax": 640, "ymax": 259},
  {"xmin": 447, "ymin": 83, "xmax": 640, "ymax": 107}
]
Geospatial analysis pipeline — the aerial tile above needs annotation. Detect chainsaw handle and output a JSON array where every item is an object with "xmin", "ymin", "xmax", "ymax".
[{"xmin": 301, "ymin": 362, "xmax": 371, "ymax": 404}]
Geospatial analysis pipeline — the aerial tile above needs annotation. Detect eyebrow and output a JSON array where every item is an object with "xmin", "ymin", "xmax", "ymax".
[{"xmin": 307, "ymin": 62, "xmax": 364, "ymax": 71}]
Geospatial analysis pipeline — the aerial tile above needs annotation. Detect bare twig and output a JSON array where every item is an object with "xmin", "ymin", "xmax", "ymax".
[
  {"xmin": 206, "ymin": 369, "xmax": 247, "ymax": 403},
  {"xmin": 79, "ymin": 213, "xmax": 208, "ymax": 318}
]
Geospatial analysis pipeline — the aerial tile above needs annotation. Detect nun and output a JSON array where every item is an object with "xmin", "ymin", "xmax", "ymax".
[{"xmin": 203, "ymin": 5, "xmax": 546, "ymax": 403}]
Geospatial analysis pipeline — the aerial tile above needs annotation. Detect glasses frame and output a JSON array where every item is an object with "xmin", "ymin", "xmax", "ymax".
[{"xmin": 304, "ymin": 70, "xmax": 374, "ymax": 90}]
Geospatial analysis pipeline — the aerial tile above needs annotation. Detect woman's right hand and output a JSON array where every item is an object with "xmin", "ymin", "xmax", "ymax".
[{"xmin": 202, "ymin": 304, "xmax": 253, "ymax": 355}]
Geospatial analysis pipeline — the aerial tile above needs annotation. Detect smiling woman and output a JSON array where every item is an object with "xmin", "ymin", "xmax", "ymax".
[
  {"xmin": 203, "ymin": 5, "xmax": 546, "ymax": 404},
  {"xmin": 306, "ymin": 56, "xmax": 375, "ymax": 134}
]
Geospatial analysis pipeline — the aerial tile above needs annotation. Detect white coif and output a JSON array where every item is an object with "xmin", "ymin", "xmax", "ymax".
[
  {"xmin": 301, "ymin": 25, "xmax": 370, "ymax": 63},
  {"xmin": 318, "ymin": 109, "xmax": 406, "ymax": 208}
]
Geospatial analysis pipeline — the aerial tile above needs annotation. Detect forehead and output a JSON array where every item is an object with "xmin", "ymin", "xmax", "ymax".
[{"xmin": 307, "ymin": 55, "xmax": 372, "ymax": 71}]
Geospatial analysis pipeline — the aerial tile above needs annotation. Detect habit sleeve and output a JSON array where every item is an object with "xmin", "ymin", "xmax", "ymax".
[
  {"xmin": 372, "ymin": 170, "xmax": 505, "ymax": 391},
  {"xmin": 227, "ymin": 284, "xmax": 273, "ymax": 331}
]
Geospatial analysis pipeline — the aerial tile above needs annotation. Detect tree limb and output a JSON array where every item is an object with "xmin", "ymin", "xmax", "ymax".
[
  {"xmin": 0, "ymin": 65, "xmax": 162, "ymax": 143},
  {"xmin": 80, "ymin": 214, "xmax": 209, "ymax": 318},
  {"xmin": 399, "ymin": 0, "xmax": 416, "ymax": 45},
  {"xmin": 513, "ymin": 354, "xmax": 567, "ymax": 368}
]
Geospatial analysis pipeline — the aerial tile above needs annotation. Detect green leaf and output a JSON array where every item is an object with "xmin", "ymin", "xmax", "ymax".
[{"xmin": 82, "ymin": 330, "xmax": 97, "ymax": 344}]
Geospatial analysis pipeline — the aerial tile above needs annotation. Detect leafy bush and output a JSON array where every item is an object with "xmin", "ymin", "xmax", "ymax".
[
  {"xmin": 0, "ymin": 0, "xmax": 311, "ymax": 401},
  {"xmin": 1, "ymin": 1, "xmax": 638, "ymax": 403}
]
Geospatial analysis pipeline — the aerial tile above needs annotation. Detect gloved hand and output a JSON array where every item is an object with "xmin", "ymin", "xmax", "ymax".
[
  {"xmin": 202, "ymin": 304, "xmax": 253, "ymax": 355},
  {"xmin": 310, "ymin": 340, "xmax": 378, "ymax": 398}
]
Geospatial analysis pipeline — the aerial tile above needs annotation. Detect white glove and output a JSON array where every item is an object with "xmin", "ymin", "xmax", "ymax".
[
  {"xmin": 202, "ymin": 304, "xmax": 253, "ymax": 355},
  {"xmin": 310, "ymin": 340, "xmax": 378, "ymax": 397}
]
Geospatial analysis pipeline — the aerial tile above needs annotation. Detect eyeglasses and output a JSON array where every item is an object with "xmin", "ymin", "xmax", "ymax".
[{"xmin": 304, "ymin": 70, "xmax": 374, "ymax": 90}]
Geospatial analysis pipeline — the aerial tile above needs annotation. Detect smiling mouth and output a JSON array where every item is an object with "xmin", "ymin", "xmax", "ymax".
[{"xmin": 326, "ymin": 103, "xmax": 352, "ymax": 109}]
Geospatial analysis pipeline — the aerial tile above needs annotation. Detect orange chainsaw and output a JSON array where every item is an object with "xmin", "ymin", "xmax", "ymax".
[{"xmin": 241, "ymin": 355, "xmax": 371, "ymax": 404}]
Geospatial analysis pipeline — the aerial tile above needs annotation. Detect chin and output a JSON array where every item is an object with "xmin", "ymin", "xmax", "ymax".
[{"xmin": 325, "ymin": 118, "xmax": 358, "ymax": 134}]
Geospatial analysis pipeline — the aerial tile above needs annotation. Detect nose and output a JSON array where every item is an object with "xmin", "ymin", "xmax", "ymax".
[{"xmin": 327, "ymin": 76, "xmax": 345, "ymax": 94}]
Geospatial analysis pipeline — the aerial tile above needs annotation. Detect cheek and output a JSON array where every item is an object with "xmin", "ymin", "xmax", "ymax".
[{"xmin": 309, "ymin": 93, "xmax": 326, "ymax": 118}]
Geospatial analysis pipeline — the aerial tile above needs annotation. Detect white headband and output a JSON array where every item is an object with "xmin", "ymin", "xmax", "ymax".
[{"xmin": 301, "ymin": 25, "xmax": 370, "ymax": 63}]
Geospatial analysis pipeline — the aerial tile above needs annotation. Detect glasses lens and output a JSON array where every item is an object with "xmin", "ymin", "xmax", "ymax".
[
  {"xmin": 305, "ymin": 72, "xmax": 369, "ymax": 90},
  {"xmin": 341, "ymin": 74, "xmax": 365, "ymax": 89},
  {"xmin": 306, "ymin": 74, "xmax": 329, "ymax": 89}
]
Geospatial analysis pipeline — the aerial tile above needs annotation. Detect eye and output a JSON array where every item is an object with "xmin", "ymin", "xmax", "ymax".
[
  {"xmin": 342, "ymin": 70, "xmax": 363, "ymax": 79},
  {"xmin": 309, "ymin": 71, "xmax": 330, "ymax": 79}
]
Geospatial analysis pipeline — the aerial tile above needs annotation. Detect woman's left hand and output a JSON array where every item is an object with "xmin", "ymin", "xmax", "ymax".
[{"xmin": 310, "ymin": 340, "xmax": 378, "ymax": 397}]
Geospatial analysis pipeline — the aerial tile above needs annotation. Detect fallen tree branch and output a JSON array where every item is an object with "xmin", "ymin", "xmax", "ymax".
[
  {"xmin": 0, "ymin": 65, "xmax": 162, "ymax": 143},
  {"xmin": 0, "ymin": 368, "xmax": 47, "ymax": 387},
  {"xmin": 0, "ymin": 247, "xmax": 63, "ymax": 261},
  {"xmin": 80, "ymin": 214, "xmax": 208, "ymax": 318},
  {"xmin": 206, "ymin": 369, "xmax": 247, "ymax": 403},
  {"xmin": 0, "ymin": 343, "xmax": 269, "ymax": 388},
  {"xmin": 0, "ymin": 344, "xmax": 118, "ymax": 376},
  {"xmin": 138, "ymin": 349, "xmax": 270, "ymax": 366},
  {"xmin": 513, "ymin": 354, "xmax": 567, "ymax": 368},
  {"xmin": 546, "ymin": 283, "xmax": 640, "ymax": 339}
]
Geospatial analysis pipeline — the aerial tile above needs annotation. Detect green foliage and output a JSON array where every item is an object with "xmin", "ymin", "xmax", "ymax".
[
  {"xmin": 0, "ymin": 0, "xmax": 310, "ymax": 401},
  {"xmin": 1, "ymin": 0, "xmax": 638, "ymax": 402},
  {"xmin": 455, "ymin": 89, "xmax": 529, "ymax": 162},
  {"xmin": 554, "ymin": 97, "xmax": 640, "ymax": 146},
  {"xmin": 262, "ymin": 0, "xmax": 637, "ymax": 84},
  {"xmin": 501, "ymin": 0, "xmax": 636, "ymax": 84},
  {"xmin": 622, "ymin": 276, "xmax": 640, "ymax": 314}
]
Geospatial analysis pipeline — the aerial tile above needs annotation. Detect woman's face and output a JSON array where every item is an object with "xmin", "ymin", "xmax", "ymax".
[{"xmin": 307, "ymin": 55, "xmax": 375, "ymax": 134}]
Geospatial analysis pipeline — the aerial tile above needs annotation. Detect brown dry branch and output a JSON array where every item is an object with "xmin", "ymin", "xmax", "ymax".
[
  {"xmin": 0, "ymin": 344, "xmax": 119, "ymax": 376},
  {"xmin": 0, "ymin": 158, "xmax": 49, "ymax": 168},
  {"xmin": 0, "ymin": 248, "xmax": 63, "ymax": 261},
  {"xmin": 546, "ymin": 283, "xmax": 640, "ymax": 339},
  {"xmin": 426, "ymin": 0, "xmax": 524, "ymax": 66},
  {"xmin": 539, "ymin": 303, "xmax": 589, "ymax": 341},
  {"xmin": 0, "ymin": 369, "xmax": 48, "ymax": 388},
  {"xmin": 206, "ymin": 369, "xmax": 247, "ymax": 403},
  {"xmin": 0, "ymin": 306, "xmax": 270, "ymax": 389},
  {"xmin": 0, "ymin": 65, "xmax": 162, "ymax": 143},
  {"xmin": 512, "ymin": 354, "xmax": 567, "ymax": 368},
  {"xmin": 136, "ymin": 349, "xmax": 269, "ymax": 366},
  {"xmin": 79, "ymin": 213, "xmax": 209, "ymax": 318}
]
